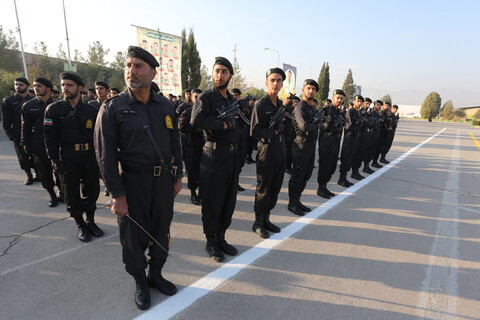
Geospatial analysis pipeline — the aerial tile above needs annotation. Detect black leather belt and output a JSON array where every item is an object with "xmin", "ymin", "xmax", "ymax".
[
  {"xmin": 122, "ymin": 164, "xmax": 165, "ymax": 176},
  {"xmin": 325, "ymin": 132, "xmax": 341, "ymax": 138},
  {"xmin": 346, "ymin": 132, "xmax": 359, "ymax": 136},
  {"xmin": 204, "ymin": 141, "xmax": 234, "ymax": 151},
  {"xmin": 259, "ymin": 135, "xmax": 283, "ymax": 144},
  {"xmin": 64, "ymin": 143, "xmax": 91, "ymax": 151}
]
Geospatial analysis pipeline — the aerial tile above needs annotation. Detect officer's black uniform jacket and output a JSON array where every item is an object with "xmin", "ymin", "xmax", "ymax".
[
  {"xmin": 190, "ymin": 87, "xmax": 237, "ymax": 145},
  {"xmin": 44, "ymin": 98, "xmax": 98, "ymax": 162},
  {"xmin": 21, "ymin": 96, "xmax": 54, "ymax": 148},
  {"xmin": 250, "ymin": 95, "xmax": 284, "ymax": 141},
  {"xmin": 2, "ymin": 93, "xmax": 32, "ymax": 141},
  {"xmin": 94, "ymin": 89, "xmax": 183, "ymax": 199},
  {"xmin": 344, "ymin": 107, "xmax": 362, "ymax": 135},
  {"xmin": 293, "ymin": 100, "xmax": 318, "ymax": 142},
  {"xmin": 176, "ymin": 101, "xmax": 192, "ymax": 119},
  {"xmin": 321, "ymin": 104, "xmax": 344, "ymax": 135},
  {"xmin": 88, "ymin": 99, "xmax": 103, "ymax": 111},
  {"xmin": 178, "ymin": 106, "xmax": 204, "ymax": 144}
]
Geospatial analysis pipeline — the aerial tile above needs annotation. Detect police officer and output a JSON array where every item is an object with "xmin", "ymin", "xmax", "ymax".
[
  {"xmin": 372, "ymin": 101, "xmax": 390, "ymax": 168},
  {"xmin": 109, "ymin": 87, "xmax": 121, "ymax": 97},
  {"xmin": 250, "ymin": 68, "xmax": 286, "ymax": 238},
  {"xmin": 380, "ymin": 104, "xmax": 399, "ymax": 163},
  {"xmin": 21, "ymin": 77, "xmax": 61, "ymax": 207},
  {"xmin": 191, "ymin": 57, "xmax": 239, "ymax": 262},
  {"xmin": 367, "ymin": 100, "xmax": 384, "ymax": 169},
  {"xmin": 245, "ymin": 96, "xmax": 257, "ymax": 164},
  {"xmin": 95, "ymin": 46, "xmax": 183, "ymax": 310},
  {"xmin": 316, "ymin": 89, "xmax": 346, "ymax": 199},
  {"xmin": 338, "ymin": 95, "xmax": 364, "ymax": 187},
  {"xmin": 2, "ymin": 77, "xmax": 36, "ymax": 184},
  {"xmin": 287, "ymin": 80, "xmax": 319, "ymax": 216},
  {"xmin": 284, "ymin": 94, "xmax": 300, "ymax": 174},
  {"xmin": 88, "ymin": 81, "xmax": 110, "ymax": 110},
  {"xmin": 351, "ymin": 96, "xmax": 370, "ymax": 180},
  {"xmin": 178, "ymin": 89, "xmax": 204, "ymax": 205},
  {"xmin": 359, "ymin": 98, "xmax": 376, "ymax": 174},
  {"xmin": 44, "ymin": 72, "xmax": 103, "ymax": 242},
  {"xmin": 232, "ymin": 88, "xmax": 250, "ymax": 191},
  {"xmin": 175, "ymin": 89, "xmax": 193, "ymax": 167}
]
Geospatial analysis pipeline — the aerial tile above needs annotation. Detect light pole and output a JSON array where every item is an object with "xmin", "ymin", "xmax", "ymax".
[
  {"xmin": 264, "ymin": 47, "xmax": 280, "ymax": 67},
  {"xmin": 13, "ymin": 0, "xmax": 28, "ymax": 78}
]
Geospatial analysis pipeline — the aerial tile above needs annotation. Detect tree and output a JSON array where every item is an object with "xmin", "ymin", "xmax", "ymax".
[
  {"xmin": 473, "ymin": 109, "xmax": 480, "ymax": 120},
  {"xmin": 33, "ymin": 41, "xmax": 49, "ymax": 56},
  {"xmin": 73, "ymin": 49, "xmax": 85, "ymax": 63},
  {"xmin": 198, "ymin": 64, "xmax": 212, "ymax": 91},
  {"xmin": 245, "ymin": 87, "xmax": 266, "ymax": 100},
  {"xmin": 181, "ymin": 29, "xmax": 188, "ymax": 90},
  {"xmin": 420, "ymin": 92, "xmax": 441, "ymax": 119},
  {"xmin": 0, "ymin": 25, "xmax": 22, "ymax": 72},
  {"xmin": 341, "ymin": 68, "xmax": 355, "ymax": 104},
  {"xmin": 315, "ymin": 62, "xmax": 330, "ymax": 105},
  {"xmin": 56, "ymin": 44, "xmax": 68, "ymax": 60},
  {"xmin": 381, "ymin": 94, "xmax": 392, "ymax": 105},
  {"xmin": 181, "ymin": 28, "xmax": 202, "ymax": 90},
  {"xmin": 440, "ymin": 100, "xmax": 454, "ymax": 120},
  {"xmin": 229, "ymin": 57, "xmax": 247, "ymax": 92},
  {"xmin": 0, "ymin": 69, "xmax": 22, "ymax": 99},
  {"xmin": 453, "ymin": 108, "xmax": 466, "ymax": 121},
  {"xmin": 86, "ymin": 41, "xmax": 110, "ymax": 66}
]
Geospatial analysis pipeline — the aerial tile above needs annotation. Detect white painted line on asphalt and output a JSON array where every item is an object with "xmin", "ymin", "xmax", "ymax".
[
  {"xmin": 417, "ymin": 129, "xmax": 460, "ymax": 318},
  {"xmin": 457, "ymin": 206, "xmax": 480, "ymax": 214},
  {"xmin": 136, "ymin": 128, "xmax": 447, "ymax": 320},
  {"xmin": 0, "ymin": 233, "xmax": 119, "ymax": 276}
]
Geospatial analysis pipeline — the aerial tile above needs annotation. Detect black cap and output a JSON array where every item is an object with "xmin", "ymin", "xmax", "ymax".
[
  {"xmin": 34, "ymin": 77, "xmax": 53, "ymax": 89},
  {"xmin": 333, "ymin": 89, "xmax": 346, "ymax": 96},
  {"xmin": 374, "ymin": 100, "xmax": 384, "ymax": 105},
  {"xmin": 60, "ymin": 72, "xmax": 85, "ymax": 87},
  {"xmin": 392, "ymin": 104, "xmax": 399, "ymax": 109},
  {"xmin": 88, "ymin": 88, "xmax": 95, "ymax": 93},
  {"xmin": 232, "ymin": 88, "xmax": 242, "ymax": 95},
  {"xmin": 193, "ymin": 89, "xmax": 203, "ymax": 94},
  {"xmin": 266, "ymin": 68, "xmax": 286, "ymax": 81},
  {"xmin": 15, "ymin": 77, "xmax": 30, "ymax": 86},
  {"xmin": 303, "ymin": 79, "xmax": 319, "ymax": 91},
  {"xmin": 151, "ymin": 82, "xmax": 160, "ymax": 93},
  {"xmin": 127, "ymin": 46, "xmax": 159, "ymax": 69},
  {"xmin": 213, "ymin": 56, "xmax": 234, "ymax": 75},
  {"xmin": 110, "ymin": 87, "xmax": 120, "ymax": 93},
  {"xmin": 354, "ymin": 95, "xmax": 364, "ymax": 101},
  {"xmin": 95, "ymin": 81, "xmax": 110, "ymax": 90},
  {"xmin": 364, "ymin": 97, "xmax": 372, "ymax": 103}
]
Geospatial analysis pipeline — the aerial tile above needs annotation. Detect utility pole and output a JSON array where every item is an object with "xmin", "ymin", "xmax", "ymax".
[
  {"xmin": 13, "ymin": 0, "xmax": 28, "ymax": 78},
  {"xmin": 62, "ymin": 0, "xmax": 73, "ymax": 71},
  {"xmin": 232, "ymin": 43, "xmax": 237, "ymax": 89}
]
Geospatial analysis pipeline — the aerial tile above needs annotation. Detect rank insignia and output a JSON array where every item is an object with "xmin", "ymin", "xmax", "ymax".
[
  {"xmin": 86, "ymin": 119, "xmax": 93, "ymax": 129},
  {"xmin": 165, "ymin": 115, "xmax": 173, "ymax": 129}
]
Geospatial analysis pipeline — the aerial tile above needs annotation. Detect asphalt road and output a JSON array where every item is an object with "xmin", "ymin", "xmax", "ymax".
[{"xmin": 1, "ymin": 119, "xmax": 479, "ymax": 320}]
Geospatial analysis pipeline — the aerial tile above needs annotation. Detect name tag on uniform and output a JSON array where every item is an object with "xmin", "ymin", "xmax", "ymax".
[
  {"xmin": 121, "ymin": 110, "xmax": 136, "ymax": 114},
  {"xmin": 86, "ymin": 119, "xmax": 93, "ymax": 129},
  {"xmin": 165, "ymin": 115, "xmax": 173, "ymax": 129}
]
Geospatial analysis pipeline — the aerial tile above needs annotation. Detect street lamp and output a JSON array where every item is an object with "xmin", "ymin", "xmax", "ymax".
[{"xmin": 264, "ymin": 48, "xmax": 280, "ymax": 67}]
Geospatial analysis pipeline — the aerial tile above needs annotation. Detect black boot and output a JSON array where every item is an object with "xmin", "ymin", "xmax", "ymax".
[
  {"xmin": 85, "ymin": 212, "xmax": 104, "ymax": 237},
  {"xmin": 246, "ymin": 155, "xmax": 255, "ymax": 164},
  {"xmin": 47, "ymin": 188, "xmax": 58, "ymax": 207},
  {"xmin": 351, "ymin": 170, "xmax": 365, "ymax": 181},
  {"xmin": 190, "ymin": 190, "xmax": 201, "ymax": 205},
  {"xmin": 133, "ymin": 275, "xmax": 151, "ymax": 310},
  {"xmin": 316, "ymin": 186, "xmax": 331, "ymax": 199},
  {"xmin": 323, "ymin": 185, "xmax": 335, "ymax": 197},
  {"xmin": 297, "ymin": 202, "xmax": 312, "ymax": 212},
  {"xmin": 74, "ymin": 217, "xmax": 91, "ymax": 242},
  {"xmin": 363, "ymin": 163, "xmax": 375, "ymax": 174},
  {"xmin": 217, "ymin": 230, "xmax": 238, "ymax": 256},
  {"xmin": 205, "ymin": 234, "xmax": 225, "ymax": 262},
  {"xmin": 252, "ymin": 213, "xmax": 269, "ymax": 238},
  {"xmin": 371, "ymin": 161, "xmax": 383, "ymax": 168},
  {"xmin": 237, "ymin": 184, "xmax": 245, "ymax": 192},
  {"xmin": 287, "ymin": 202, "xmax": 305, "ymax": 216},
  {"xmin": 147, "ymin": 268, "xmax": 177, "ymax": 296},
  {"xmin": 338, "ymin": 172, "xmax": 353, "ymax": 187},
  {"xmin": 380, "ymin": 156, "xmax": 390, "ymax": 164},
  {"xmin": 24, "ymin": 170, "xmax": 33, "ymax": 185},
  {"xmin": 264, "ymin": 212, "xmax": 280, "ymax": 233}
]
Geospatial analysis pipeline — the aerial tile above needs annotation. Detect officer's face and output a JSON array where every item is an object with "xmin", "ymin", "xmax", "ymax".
[
  {"xmin": 383, "ymin": 104, "xmax": 390, "ymax": 111},
  {"xmin": 364, "ymin": 101, "xmax": 371, "ymax": 109},
  {"xmin": 96, "ymin": 85, "xmax": 109, "ymax": 99},
  {"xmin": 124, "ymin": 57, "xmax": 156, "ymax": 89},
  {"xmin": 374, "ymin": 103, "xmax": 382, "ymax": 111},
  {"xmin": 14, "ymin": 81, "xmax": 28, "ymax": 94},
  {"xmin": 353, "ymin": 99, "xmax": 363, "ymax": 110},
  {"xmin": 232, "ymin": 92, "xmax": 241, "ymax": 100},
  {"xmin": 61, "ymin": 80, "xmax": 81, "ymax": 100},
  {"xmin": 33, "ymin": 82, "xmax": 48, "ymax": 97},
  {"xmin": 192, "ymin": 92, "xmax": 200, "ymax": 103},
  {"xmin": 332, "ymin": 94, "xmax": 344, "ymax": 107},
  {"xmin": 184, "ymin": 91, "xmax": 192, "ymax": 102},
  {"xmin": 302, "ymin": 85, "xmax": 317, "ymax": 100},
  {"xmin": 212, "ymin": 65, "xmax": 231, "ymax": 89},
  {"xmin": 292, "ymin": 100, "xmax": 299, "ymax": 107},
  {"xmin": 392, "ymin": 107, "xmax": 398, "ymax": 113},
  {"xmin": 265, "ymin": 73, "xmax": 283, "ymax": 95}
]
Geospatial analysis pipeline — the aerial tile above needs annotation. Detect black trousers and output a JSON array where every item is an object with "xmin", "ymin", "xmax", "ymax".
[
  {"xmin": 381, "ymin": 128, "xmax": 396, "ymax": 157},
  {"xmin": 199, "ymin": 145, "xmax": 239, "ymax": 235},
  {"xmin": 339, "ymin": 133, "xmax": 360, "ymax": 173},
  {"xmin": 363, "ymin": 130, "xmax": 377, "ymax": 164},
  {"xmin": 351, "ymin": 131, "xmax": 366, "ymax": 171},
  {"xmin": 238, "ymin": 126, "xmax": 247, "ymax": 170},
  {"xmin": 60, "ymin": 148, "xmax": 99, "ymax": 218},
  {"xmin": 255, "ymin": 140, "xmax": 285, "ymax": 216},
  {"xmin": 246, "ymin": 135, "xmax": 256, "ymax": 158},
  {"xmin": 32, "ymin": 134, "xmax": 60, "ymax": 191},
  {"xmin": 118, "ymin": 171, "xmax": 174, "ymax": 277},
  {"xmin": 373, "ymin": 129, "xmax": 387, "ymax": 163},
  {"xmin": 284, "ymin": 125, "xmax": 295, "ymax": 170},
  {"xmin": 180, "ymin": 133, "xmax": 187, "ymax": 164},
  {"xmin": 13, "ymin": 138, "xmax": 36, "ymax": 172},
  {"xmin": 185, "ymin": 138, "xmax": 203, "ymax": 192},
  {"xmin": 289, "ymin": 137, "xmax": 315, "ymax": 203},
  {"xmin": 317, "ymin": 133, "xmax": 342, "ymax": 186}
]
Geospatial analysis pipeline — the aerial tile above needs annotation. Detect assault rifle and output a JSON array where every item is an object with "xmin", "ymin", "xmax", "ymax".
[
  {"xmin": 269, "ymin": 105, "xmax": 285, "ymax": 128},
  {"xmin": 216, "ymin": 100, "xmax": 251, "ymax": 126}
]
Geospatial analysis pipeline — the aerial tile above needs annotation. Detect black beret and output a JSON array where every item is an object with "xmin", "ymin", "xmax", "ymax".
[
  {"xmin": 333, "ymin": 89, "xmax": 346, "ymax": 96},
  {"xmin": 185, "ymin": 88, "xmax": 192, "ymax": 93},
  {"xmin": 168, "ymin": 93, "xmax": 174, "ymax": 97},
  {"xmin": 110, "ymin": 88, "xmax": 120, "ymax": 93},
  {"xmin": 15, "ymin": 77, "xmax": 30, "ymax": 86},
  {"xmin": 266, "ymin": 68, "xmax": 286, "ymax": 81},
  {"xmin": 60, "ymin": 72, "xmax": 85, "ymax": 87},
  {"xmin": 303, "ymin": 79, "xmax": 319, "ymax": 91},
  {"xmin": 384, "ymin": 101, "xmax": 391, "ymax": 106},
  {"xmin": 232, "ymin": 88, "xmax": 242, "ymax": 95},
  {"xmin": 52, "ymin": 89, "xmax": 60, "ymax": 94},
  {"xmin": 88, "ymin": 88, "xmax": 95, "ymax": 93},
  {"xmin": 193, "ymin": 89, "xmax": 203, "ymax": 94},
  {"xmin": 151, "ymin": 81, "xmax": 160, "ymax": 93},
  {"xmin": 28, "ymin": 88, "xmax": 34, "ymax": 92},
  {"xmin": 95, "ymin": 81, "xmax": 110, "ymax": 90},
  {"xmin": 80, "ymin": 90, "xmax": 87, "ymax": 94},
  {"xmin": 127, "ymin": 45, "xmax": 159, "ymax": 69},
  {"xmin": 354, "ymin": 95, "xmax": 364, "ymax": 101},
  {"xmin": 374, "ymin": 100, "xmax": 384, "ymax": 105},
  {"xmin": 364, "ymin": 97, "xmax": 372, "ymax": 103},
  {"xmin": 312, "ymin": 98, "xmax": 318, "ymax": 103},
  {"xmin": 292, "ymin": 96, "xmax": 300, "ymax": 101},
  {"xmin": 213, "ymin": 56, "xmax": 234, "ymax": 75},
  {"xmin": 392, "ymin": 104, "xmax": 399, "ymax": 109},
  {"xmin": 34, "ymin": 77, "xmax": 53, "ymax": 89}
]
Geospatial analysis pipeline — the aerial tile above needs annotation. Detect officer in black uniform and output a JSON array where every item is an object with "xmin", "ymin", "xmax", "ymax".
[
  {"xmin": 380, "ymin": 104, "xmax": 399, "ymax": 163},
  {"xmin": 360, "ymin": 98, "xmax": 376, "ymax": 174},
  {"xmin": 372, "ymin": 101, "xmax": 390, "ymax": 168},
  {"xmin": 191, "ymin": 57, "xmax": 239, "ymax": 262},
  {"xmin": 284, "ymin": 94, "xmax": 300, "ymax": 174},
  {"xmin": 231, "ymin": 88, "xmax": 250, "ymax": 191},
  {"xmin": 316, "ymin": 89, "xmax": 346, "ymax": 199},
  {"xmin": 21, "ymin": 77, "xmax": 62, "ymax": 207},
  {"xmin": 250, "ymin": 68, "xmax": 286, "ymax": 238},
  {"xmin": 338, "ymin": 95, "xmax": 364, "ymax": 187},
  {"xmin": 351, "ymin": 96, "xmax": 371, "ymax": 180},
  {"xmin": 175, "ymin": 89, "xmax": 193, "ymax": 166},
  {"xmin": 44, "ymin": 72, "xmax": 103, "ymax": 243},
  {"xmin": 365, "ymin": 100, "xmax": 383, "ymax": 170},
  {"xmin": 2, "ymin": 77, "xmax": 36, "ymax": 184},
  {"xmin": 88, "ymin": 81, "xmax": 110, "ymax": 110},
  {"xmin": 95, "ymin": 46, "xmax": 183, "ymax": 310},
  {"xmin": 287, "ymin": 79, "xmax": 319, "ymax": 216},
  {"xmin": 178, "ymin": 89, "xmax": 204, "ymax": 205},
  {"xmin": 245, "ymin": 97, "xmax": 257, "ymax": 164}
]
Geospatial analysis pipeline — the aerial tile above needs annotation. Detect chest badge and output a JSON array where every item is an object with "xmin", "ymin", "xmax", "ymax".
[
  {"xmin": 165, "ymin": 115, "xmax": 173, "ymax": 129},
  {"xmin": 86, "ymin": 119, "xmax": 93, "ymax": 129}
]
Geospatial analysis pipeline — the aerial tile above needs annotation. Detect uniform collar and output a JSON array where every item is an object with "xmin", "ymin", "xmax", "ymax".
[{"xmin": 125, "ymin": 87, "xmax": 161, "ymax": 105}]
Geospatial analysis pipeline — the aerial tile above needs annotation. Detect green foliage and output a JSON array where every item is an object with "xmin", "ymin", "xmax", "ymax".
[
  {"xmin": 472, "ymin": 109, "xmax": 480, "ymax": 120},
  {"xmin": 440, "ymin": 100, "xmax": 454, "ymax": 120},
  {"xmin": 0, "ymin": 25, "xmax": 22, "ymax": 72},
  {"xmin": 453, "ymin": 108, "xmax": 466, "ymax": 120},
  {"xmin": 74, "ymin": 49, "xmax": 85, "ymax": 63},
  {"xmin": 56, "ymin": 44, "xmax": 68, "ymax": 60},
  {"xmin": 181, "ymin": 28, "xmax": 202, "ymax": 90},
  {"xmin": 198, "ymin": 64, "xmax": 212, "ymax": 91},
  {"xmin": 86, "ymin": 41, "xmax": 109, "ymax": 66},
  {"xmin": 230, "ymin": 57, "xmax": 248, "ymax": 92},
  {"xmin": 245, "ymin": 87, "xmax": 266, "ymax": 100},
  {"xmin": 33, "ymin": 42, "xmax": 49, "ymax": 56},
  {"xmin": 420, "ymin": 92, "xmax": 441, "ymax": 119},
  {"xmin": 315, "ymin": 62, "xmax": 330, "ymax": 105},
  {"xmin": 110, "ymin": 51, "xmax": 125, "ymax": 73},
  {"xmin": 0, "ymin": 69, "xmax": 22, "ymax": 99},
  {"xmin": 471, "ymin": 119, "xmax": 480, "ymax": 126},
  {"xmin": 381, "ymin": 94, "xmax": 392, "ymax": 105},
  {"xmin": 341, "ymin": 68, "xmax": 355, "ymax": 104}
]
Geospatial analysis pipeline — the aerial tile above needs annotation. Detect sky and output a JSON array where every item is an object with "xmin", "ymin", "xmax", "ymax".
[{"xmin": 1, "ymin": 0, "xmax": 479, "ymax": 107}]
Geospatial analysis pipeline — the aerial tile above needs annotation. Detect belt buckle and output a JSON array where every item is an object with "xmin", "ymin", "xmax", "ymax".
[
  {"xmin": 74, "ymin": 144, "xmax": 80, "ymax": 151},
  {"xmin": 153, "ymin": 165, "xmax": 162, "ymax": 176},
  {"xmin": 84, "ymin": 143, "xmax": 89, "ymax": 151}
]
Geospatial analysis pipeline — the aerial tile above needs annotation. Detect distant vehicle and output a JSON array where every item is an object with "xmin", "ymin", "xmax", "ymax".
[{"xmin": 403, "ymin": 113, "xmax": 418, "ymax": 118}]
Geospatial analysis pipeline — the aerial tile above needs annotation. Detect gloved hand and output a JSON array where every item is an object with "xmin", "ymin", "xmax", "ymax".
[{"xmin": 52, "ymin": 160, "xmax": 67, "ymax": 175}]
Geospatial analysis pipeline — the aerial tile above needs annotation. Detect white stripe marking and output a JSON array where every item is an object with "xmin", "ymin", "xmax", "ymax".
[{"xmin": 136, "ymin": 128, "xmax": 446, "ymax": 320}]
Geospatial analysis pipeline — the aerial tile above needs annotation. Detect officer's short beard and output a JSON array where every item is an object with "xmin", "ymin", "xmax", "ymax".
[
  {"xmin": 65, "ymin": 91, "xmax": 79, "ymax": 100},
  {"xmin": 16, "ymin": 87, "xmax": 27, "ymax": 94},
  {"xmin": 215, "ymin": 77, "xmax": 231, "ymax": 90}
]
